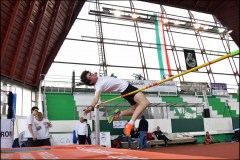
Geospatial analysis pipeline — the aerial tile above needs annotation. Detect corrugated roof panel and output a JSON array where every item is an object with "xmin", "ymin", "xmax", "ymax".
[
  {"xmin": 1, "ymin": 0, "xmax": 85, "ymax": 87},
  {"xmin": 4, "ymin": 0, "xmax": 237, "ymax": 88}
]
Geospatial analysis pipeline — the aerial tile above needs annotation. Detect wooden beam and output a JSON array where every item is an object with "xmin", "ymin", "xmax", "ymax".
[
  {"xmin": 22, "ymin": 1, "xmax": 48, "ymax": 82},
  {"xmin": 10, "ymin": 1, "xmax": 35, "ymax": 77},
  {"xmin": 34, "ymin": 1, "xmax": 61, "ymax": 85},
  {"xmin": 213, "ymin": 0, "xmax": 227, "ymax": 14},
  {"xmin": 42, "ymin": 0, "xmax": 83, "ymax": 75},
  {"xmin": 1, "ymin": 1, "xmax": 21, "ymax": 64}
]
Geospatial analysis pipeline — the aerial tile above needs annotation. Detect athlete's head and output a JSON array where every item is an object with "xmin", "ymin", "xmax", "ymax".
[{"xmin": 80, "ymin": 70, "xmax": 98, "ymax": 86}]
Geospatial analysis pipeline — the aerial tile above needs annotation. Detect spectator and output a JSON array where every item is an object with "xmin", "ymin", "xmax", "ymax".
[
  {"xmin": 34, "ymin": 112, "xmax": 52, "ymax": 146},
  {"xmin": 24, "ymin": 106, "xmax": 39, "ymax": 147},
  {"xmin": 75, "ymin": 117, "xmax": 88, "ymax": 144},
  {"xmin": 127, "ymin": 126, "xmax": 139, "ymax": 149},
  {"xmin": 204, "ymin": 131, "xmax": 213, "ymax": 144},
  {"xmin": 138, "ymin": 115, "xmax": 148, "ymax": 149},
  {"xmin": 232, "ymin": 129, "xmax": 239, "ymax": 142},
  {"xmin": 83, "ymin": 119, "xmax": 91, "ymax": 144},
  {"xmin": 112, "ymin": 134, "xmax": 124, "ymax": 148},
  {"xmin": 153, "ymin": 126, "xmax": 171, "ymax": 146},
  {"xmin": 147, "ymin": 132, "xmax": 155, "ymax": 140}
]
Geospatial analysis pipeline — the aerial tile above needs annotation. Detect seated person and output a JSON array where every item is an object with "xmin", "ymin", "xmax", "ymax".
[
  {"xmin": 131, "ymin": 127, "xmax": 139, "ymax": 142},
  {"xmin": 153, "ymin": 126, "xmax": 171, "ymax": 146},
  {"xmin": 112, "ymin": 134, "xmax": 125, "ymax": 148},
  {"xmin": 127, "ymin": 127, "xmax": 139, "ymax": 149},
  {"xmin": 147, "ymin": 132, "xmax": 155, "ymax": 140},
  {"xmin": 232, "ymin": 129, "xmax": 239, "ymax": 142},
  {"xmin": 204, "ymin": 131, "xmax": 214, "ymax": 144}
]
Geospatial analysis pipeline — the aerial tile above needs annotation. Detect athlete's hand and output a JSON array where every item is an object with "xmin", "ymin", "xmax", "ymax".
[{"xmin": 83, "ymin": 106, "xmax": 94, "ymax": 116}]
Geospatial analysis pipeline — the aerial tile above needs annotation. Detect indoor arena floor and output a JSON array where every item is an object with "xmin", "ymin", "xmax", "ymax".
[{"xmin": 1, "ymin": 142, "xmax": 239, "ymax": 159}]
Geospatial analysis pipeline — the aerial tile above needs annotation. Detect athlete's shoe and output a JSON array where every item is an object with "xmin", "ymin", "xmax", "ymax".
[
  {"xmin": 108, "ymin": 109, "xmax": 121, "ymax": 123},
  {"xmin": 124, "ymin": 123, "xmax": 134, "ymax": 137}
]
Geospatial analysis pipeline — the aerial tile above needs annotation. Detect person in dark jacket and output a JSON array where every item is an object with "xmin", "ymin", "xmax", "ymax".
[
  {"xmin": 84, "ymin": 119, "xmax": 91, "ymax": 144},
  {"xmin": 153, "ymin": 126, "xmax": 171, "ymax": 146},
  {"xmin": 138, "ymin": 115, "xmax": 148, "ymax": 149}
]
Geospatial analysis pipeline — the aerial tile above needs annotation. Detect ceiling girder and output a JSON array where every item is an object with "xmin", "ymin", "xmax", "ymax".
[
  {"xmin": 10, "ymin": 1, "xmax": 35, "ymax": 77},
  {"xmin": 22, "ymin": 1, "xmax": 49, "ymax": 82},
  {"xmin": 1, "ymin": 1, "xmax": 21, "ymax": 64},
  {"xmin": 35, "ymin": 1, "xmax": 62, "ymax": 85}
]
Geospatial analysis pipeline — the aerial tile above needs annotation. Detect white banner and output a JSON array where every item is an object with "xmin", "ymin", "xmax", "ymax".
[
  {"xmin": 50, "ymin": 133, "xmax": 72, "ymax": 146},
  {"xmin": 126, "ymin": 79, "xmax": 177, "ymax": 93},
  {"xmin": 91, "ymin": 132, "xmax": 111, "ymax": 148},
  {"xmin": 1, "ymin": 119, "xmax": 13, "ymax": 148},
  {"xmin": 180, "ymin": 82, "xmax": 209, "ymax": 92},
  {"xmin": 113, "ymin": 120, "xmax": 127, "ymax": 129}
]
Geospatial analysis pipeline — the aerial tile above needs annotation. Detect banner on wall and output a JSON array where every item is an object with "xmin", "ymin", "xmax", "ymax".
[
  {"xmin": 91, "ymin": 132, "xmax": 111, "ymax": 148},
  {"xmin": 210, "ymin": 83, "xmax": 228, "ymax": 96},
  {"xmin": 126, "ymin": 79, "xmax": 177, "ymax": 93},
  {"xmin": 113, "ymin": 120, "xmax": 127, "ymax": 129},
  {"xmin": 183, "ymin": 49, "xmax": 198, "ymax": 70},
  {"xmin": 180, "ymin": 82, "xmax": 210, "ymax": 93},
  {"xmin": 50, "ymin": 133, "xmax": 73, "ymax": 146},
  {"xmin": 1, "ymin": 119, "xmax": 13, "ymax": 148}
]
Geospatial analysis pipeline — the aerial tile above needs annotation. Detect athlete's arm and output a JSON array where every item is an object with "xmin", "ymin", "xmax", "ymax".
[{"xmin": 83, "ymin": 91, "xmax": 101, "ymax": 115}]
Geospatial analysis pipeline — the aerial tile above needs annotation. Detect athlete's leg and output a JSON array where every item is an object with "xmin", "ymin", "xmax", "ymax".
[
  {"xmin": 124, "ymin": 92, "xmax": 149, "ymax": 136},
  {"xmin": 131, "ymin": 92, "xmax": 149, "ymax": 121}
]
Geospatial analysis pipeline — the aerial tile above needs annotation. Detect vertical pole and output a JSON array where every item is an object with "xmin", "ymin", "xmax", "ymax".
[
  {"xmin": 160, "ymin": 107, "xmax": 164, "ymax": 119},
  {"xmin": 166, "ymin": 105, "xmax": 168, "ymax": 119},
  {"xmin": 38, "ymin": 80, "xmax": 43, "ymax": 113},
  {"xmin": 202, "ymin": 89, "xmax": 209, "ymax": 109},
  {"xmin": 94, "ymin": 107, "xmax": 100, "ymax": 145}
]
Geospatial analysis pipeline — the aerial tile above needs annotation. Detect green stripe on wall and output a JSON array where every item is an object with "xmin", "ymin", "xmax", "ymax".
[
  {"xmin": 46, "ymin": 93, "xmax": 78, "ymax": 120},
  {"xmin": 154, "ymin": 15, "xmax": 165, "ymax": 79},
  {"xmin": 100, "ymin": 120, "xmax": 124, "ymax": 135},
  {"xmin": 195, "ymin": 133, "xmax": 234, "ymax": 143},
  {"xmin": 101, "ymin": 93, "xmax": 131, "ymax": 121},
  {"xmin": 232, "ymin": 117, "xmax": 239, "ymax": 129},
  {"xmin": 171, "ymin": 119, "xmax": 204, "ymax": 132}
]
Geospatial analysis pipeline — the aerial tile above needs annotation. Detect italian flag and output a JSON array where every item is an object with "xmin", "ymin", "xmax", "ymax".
[{"xmin": 154, "ymin": 14, "xmax": 172, "ymax": 79}]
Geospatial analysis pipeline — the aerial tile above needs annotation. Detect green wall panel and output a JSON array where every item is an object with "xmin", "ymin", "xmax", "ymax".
[
  {"xmin": 101, "ymin": 93, "xmax": 126, "ymax": 103},
  {"xmin": 101, "ymin": 93, "xmax": 131, "ymax": 121},
  {"xmin": 171, "ymin": 119, "xmax": 204, "ymax": 133},
  {"xmin": 208, "ymin": 96, "xmax": 238, "ymax": 117},
  {"xmin": 100, "ymin": 120, "xmax": 124, "ymax": 135},
  {"xmin": 46, "ymin": 93, "xmax": 78, "ymax": 120},
  {"xmin": 232, "ymin": 117, "xmax": 239, "ymax": 129},
  {"xmin": 232, "ymin": 95, "xmax": 239, "ymax": 102},
  {"xmin": 195, "ymin": 133, "xmax": 234, "ymax": 143}
]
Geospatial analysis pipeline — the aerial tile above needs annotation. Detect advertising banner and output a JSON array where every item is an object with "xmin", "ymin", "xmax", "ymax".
[
  {"xmin": 180, "ymin": 81, "xmax": 209, "ymax": 93},
  {"xmin": 91, "ymin": 132, "xmax": 111, "ymax": 148},
  {"xmin": 1, "ymin": 119, "xmax": 13, "ymax": 148},
  {"xmin": 113, "ymin": 120, "xmax": 128, "ymax": 129},
  {"xmin": 126, "ymin": 79, "xmax": 177, "ymax": 93},
  {"xmin": 210, "ymin": 83, "xmax": 228, "ymax": 96},
  {"xmin": 50, "ymin": 133, "xmax": 72, "ymax": 146}
]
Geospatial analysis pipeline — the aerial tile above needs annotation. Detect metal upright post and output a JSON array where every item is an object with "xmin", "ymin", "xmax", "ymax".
[
  {"xmin": 95, "ymin": 0, "xmax": 107, "ymax": 77},
  {"xmin": 213, "ymin": 15, "xmax": 239, "ymax": 85},
  {"xmin": 188, "ymin": 10, "xmax": 215, "ymax": 84},
  {"xmin": 202, "ymin": 89, "xmax": 209, "ymax": 109},
  {"xmin": 38, "ymin": 80, "xmax": 43, "ymax": 112},
  {"xmin": 129, "ymin": 0, "xmax": 149, "ymax": 80},
  {"xmin": 160, "ymin": 5, "xmax": 184, "ymax": 82},
  {"xmin": 94, "ymin": 106, "xmax": 100, "ymax": 145}
]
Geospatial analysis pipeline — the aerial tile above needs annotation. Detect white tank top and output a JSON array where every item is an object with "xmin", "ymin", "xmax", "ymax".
[{"xmin": 94, "ymin": 76, "xmax": 128, "ymax": 93}]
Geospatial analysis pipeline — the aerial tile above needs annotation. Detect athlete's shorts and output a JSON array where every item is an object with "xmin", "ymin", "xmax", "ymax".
[{"xmin": 121, "ymin": 84, "xmax": 138, "ymax": 105}]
